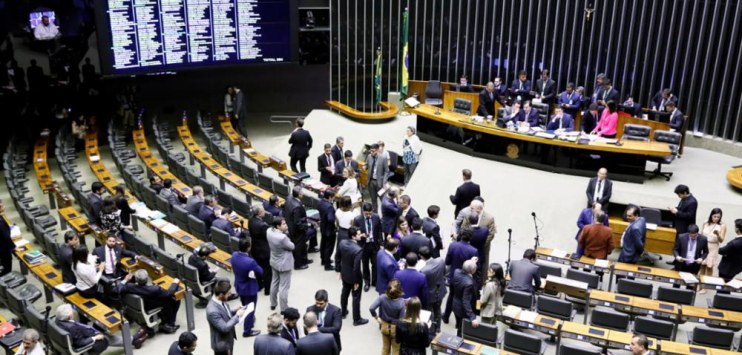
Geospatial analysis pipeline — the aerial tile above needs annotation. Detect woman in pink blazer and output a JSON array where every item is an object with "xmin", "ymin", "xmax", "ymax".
[{"xmin": 591, "ymin": 101, "xmax": 618, "ymax": 138}]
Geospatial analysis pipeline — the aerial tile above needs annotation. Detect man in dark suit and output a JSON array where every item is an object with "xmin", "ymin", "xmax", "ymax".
[
  {"xmin": 55, "ymin": 304, "xmax": 110, "ymax": 355},
  {"xmin": 443, "ymin": 229, "xmax": 478, "ymax": 323},
  {"xmin": 206, "ymin": 280, "xmax": 246, "ymax": 355},
  {"xmin": 317, "ymin": 191, "xmax": 337, "ymax": 270},
  {"xmin": 380, "ymin": 188, "xmax": 400, "ymax": 236},
  {"xmin": 249, "ymin": 205, "xmax": 272, "ymax": 294},
  {"xmin": 57, "ymin": 231, "xmax": 79, "ymax": 283},
  {"xmin": 419, "ymin": 246, "xmax": 446, "ymax": 332},
  {"xmin": 453, "ymin": 74, "xmax": 474, "ymax": 92},
  {"xmin": 477, "ymin": 82, "xmax": 497, "ymax": 117},
  {"xmin": 330, "ymin": 137, "xmax": 344, "ymax": 162},
  {"xmin": 517, "ymin": 100, "xmax": 541, "ymax": 127},
  {"xmin": 545, "ymin": 107, "xmax": 574, "ymax": 131},
  {"xmin": 120, "ymin": 270, "xmax": 182, "ymax": 333},
  {"xmin": 87, "ymin": 181, "xmax": 105, "ymax": 224},
  {"xmin": 581, "ymin": 103, "xmax": 601, "ymax": 134},
  {"xmin": 296, "ymin": 311, "xmax": 339, "ymax": 355},
  {"xmin": 334, "ymin": 150, "xmax": 359, "ymax": 184},
  {"xmin": 450, "ymin": 169, "xmax": 480, "ymax": 218},
  {"xmin": 670, "ymin": 184, "xmax": 697, "ymax": 237},
  {"xmin": 212, "ymin": 208, "xmax": 243, "ymax": 237},
  {"xmin": 284, "ymin": 187, "xmax": 310, "ymax": 269},
  {"xmin": 279, "ymin": 308, "xmax": 301, "ymax": 347},
  {"xmin": 288, "ymin": 118, "xmax": 313, "ymax": 173},
  {"xmin": 394, "ymin": 253, "xmax": 429, "ymax": 307},
  {"xmin": 263, "ymin": 195, "xmax": 283, "ymax": 218},
  {"xmin": 400, "ymin": 217, "xmax": 433, "ymax": 258},
  {"xmin": 452, "ymin": 260, "xmax": 479, "ymax": 336},
  {"xmin": 665, "ymin": 101, "xmax": 684, "ymax": 131},
  {"xmin": 188, "ymin": 246, "xmax": 217, "ymax": 307},
  {"xmin": 232, "ymin": 238, "xmax": 263, "ymax": 337},
  {"xmin": 232, "ymin": 86, "xmax": 248, "ymax": 136},
  {"xmin": 651, "ymin": 88, "xmax": 678, "ymax": 111},
  {"xmin": 168, "ymin": 331, "xmax": 198, "ymax": 354},
  {"xmin": 93, "ymin": 235, "xmax": 138, "ymax": 278},
  {"xmin": 399, "ymin": 195, "xmax": 420, "ymax": 227},
  {"xmin": 586, "ymin": 168, "xmax": 612, "ymax": 210},
  {"xmin": 558, "ymin": 83, "xmax": 582, "ymax": 116},
  {"xmin": 336, "ymin": 227, "xmax": 368, "ymax": 325},
  {"xmin": 532, "ymin": 69, "xmax": 556, "ymax": 104},
  {"xmin": 353, "ymin": 202, "xmax": 382, "ymax": 291},
  {"xmin": 510, "ymin": 70, "xmax": 532, "ymax": 101},
  {"xmin": 422, "ymin": 205, "xmax": 444, "ymax": 258},
  {"xmin": 672, "ymin": 225, "xmax": 709, "ymax": 275},
  {"xmin": 306, "ymin": 289, "xmax": 343, "ymax": 351},
  {"xmin": 507, "ymin": 249, "xmax": 541, "ymax": 294},
  {"xmin": 198, "ymin": 196, "xmax": 218, "ymax": 230},
  {"xmin": 596, "ymin": 79, "xmax": 620, "ymax": 109},
  {"xmin": 618, "ymin": 205, "xmax": 646, "ymax": 264},
  {"xmin": 719, "ymin": 219, "xmax": 742, "ymax": 281},
  {"xmin": 317, "ymin": 143, "xmax": 336, "ymax": 185},
  {"xmin": 253, "ymin": 313, "xmax": 294, "ymax": 355},
  {"xmin": 375, "ymin": 238, "xmax": 400, "ymax": 294},
  {"xmin": 150, "ymin": 176, "xmax": 165, "ymax": 194}
]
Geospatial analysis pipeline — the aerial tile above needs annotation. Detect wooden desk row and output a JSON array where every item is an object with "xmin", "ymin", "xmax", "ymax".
[
  {"xmin": 324, "ymin": 100, "xmax": 399, "ymax": 121},
  {"xmin": 608, "ymin": 217, "xmax": 676, "ymax": 256},
  {"xmin": 176, "ymin": 121, "xmax": 284, "ymax": 205}
]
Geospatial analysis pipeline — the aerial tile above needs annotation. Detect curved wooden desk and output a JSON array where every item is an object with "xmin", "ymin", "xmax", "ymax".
[
  {"xmin": 727, "ymin": 167, "xmax": 742, "ymax": 190},
  {"xmin": 325, "ymin": 100, "xmax": 399, "ymax": 121}
]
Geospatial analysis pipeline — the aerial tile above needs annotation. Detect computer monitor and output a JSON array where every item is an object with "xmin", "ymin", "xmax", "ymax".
[{"xmin": 29, "ymin": 10, "xmax": 57, "ymax": 29}]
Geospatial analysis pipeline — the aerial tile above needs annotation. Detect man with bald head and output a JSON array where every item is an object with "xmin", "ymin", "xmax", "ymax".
[
  {"xmin": 296, "ymin": 312, "xmax": 338, "ymax": 355},
  {"xmin": 460, "ymin": 199, "xmax": 496, "ymax": 285},
  {"xmin": 586, "ymin": 168, "xmax": 612, "ymax": 211},
  {"xmin": 478, "ymin": 82, "xmax": 498, "ymax": 117}
]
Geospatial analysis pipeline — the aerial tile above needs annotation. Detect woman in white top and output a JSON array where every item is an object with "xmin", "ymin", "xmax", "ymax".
[
  {"xmin": 699, "ymin": 208, "xmax": 727, "ymax": 293},
  {"xmin": 335, "ymin": 196, "xmax": 358, "ymax": 238},
  {"xmin": 402, "ymin": 126, "xmax": 423, "ymax": 186},
  {"xmin": 72, "ymin": 245, "xmax": 104, "ymax": 299},
  {"xmin": 337, "ymin": 167, "xmax": 362, "ymax": 208},
  {"xmin": 224, "ymin": 86, "xmax": 235, "ymax": 117}
]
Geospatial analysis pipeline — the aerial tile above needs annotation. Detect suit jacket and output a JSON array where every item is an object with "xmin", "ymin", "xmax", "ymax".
[
  {"xmin": 451, "ymin": 269, "xmax": 476, "ymax": 320},
  {"xmin": 420, "ymin": 257, "xmax": 447, "ymax": 303},
  {"xmin": 168, "ymin": 341, "xmax": 188, "ymax": 355},
  {"xmin": 519, "ymin": 108, "xmax": 541, "ymax": 127},
  {"xmin": 353, "ymin": 214, "xmax": 382, "ymax": 245},
  {"xmin": 185, "ymin": 195, "xmax": 204, "ymax": 215},
  {"xmin": 394, "ymin": 268, "xmax": 429, "ymax": 307},
  {"xmin": 288, "ymin": 128, "xmax": 313, "ymax": 159},
  {"xmin": 719, "ymin": 236, "xmax": 742, "ymax": 280},
  {"xmin": 367, "ymin": 154, "xmax": 389, "ymax": 185},
  {"xmin": 669, "ymin": 109, "xmax": 684, "ymax": 131},
  {"xmin": 402, "ymin": 207, "xmax": 420, "ymax": 228},
  {"xmin": 0, "ymin": 218, "xmax": 12, "ymax": 253},
  {"xmin": 507, "ymin": 259, "xmax": 541, "ymax": 293},
  {"xmin": 598, "ymin": 87, "xmax": 619, "ymax": 104},
  {"xmin": 445, "ymin": 241, "xmax": 478, "ymax": 280},
  {"xmin": 317, "ymin": 153, "xmax": 336, "ymax": 185},
  {"xmin": 306, "ymin": 303, "xmax": 343, "ymax": 351},
  {"xmin": 381, "ymin": 197, "xmax": 401, "ymax": 235},
  {"xmin": 585, "ymin": 177, "xmax": 613, "ymax": 209},
  {"xmin": 160, "ymin": 188, "xmax": 181, "ymax": 207},
  {"xmin": 558, "ymin": 91, "xmax": 581, "ymax": 111},
  {"xmin": 578, "ymin": 224, "xmax": 615, "ymax": 259},
  {"xmin": 672, "ymin": 234, "xmax": 709, "ymax": 268},
  {"xmin": 510, "ymin": 79, "xmax": 532, "ymax": 98},
  {"xmin": 188, "ymin": 254, "xmax": 216, "ymax": 283},
  {"xmin": 212, "ymin": 217, "xmax": 238, "ymax": 237},
  {"xmin": 280, "ymin": 326, "xmax": 301, "ymax": 347},
  {"xmin": 284, "ymin": 197, "xmax": 308, "ymax": 240},
  {"xmin": 58, "ymin": 244, "xmax": 77, "ymax": 284},
  {"xmin": 400, "ymin": 232, "xmax": 433, "ymax": 259},
  {"xmin": 575, "ymin": 207, "xmax": 610, "ymax": 239},
  {"xmin": 55, "ymin": 319, "xmax": 100, "ymax": 349},
  {"xmin": 618, "ymin": 217, "xmax": 646, "ymax": 263},
  {"xmin": 546, "ymin": 114, "xmax": 574, "ymax": 131},
  {"xmin": 267, "ymin": 228, "xmax": 295, "ymax": 272},
  {"xmin": 296, "ymin": 331, "xmax": 339, "ymax": 355},
  {"xmin": 317, "ymin": 199, "xmax": 337, "ymax": 242},
  {"xmin": 674, "ymin": 195, "xmax": 698, "ymax": 235},
  {"xmin": 534, "ymin": 79, "xmax": 557, "ymax": 102},
  {"xmin": 234, "ymin": 90, "xmax": 248, "ymax": 118},
  {"xmin": 206, "ymin": 298, "xmax": 240, "ymax": 352},
  {"xmin": 263, "ymin": 201, "xmax": 283, "ymax": 218},
  {"xmin": 422, "ymin": 217, "xmax": 443, "ymax": 257},
  {"xmin": 92, "ymin": 245, "xmax": 136, "ymax": 272},
  {"xmin": 198, "ymin": 205, "xmax": 217, "ymax": 230},
  {"xmin": 376, "ymin": 249, "xmax": 400, "ymax": 293},
  {"xmin": 331, "ymin": 145, "xmax": 343, "ymax": 163},
  {"xmin": 477, "ymin": 89, "xmax": 497, "ymax": 117},
  {"xmin": 334, "ymin": 159, "xmax": 360, "ymax": 180},
  {"xmin": 249, "ymin": 216, "xmax": 270, "ymax": 260},
  {"xmin": 581, "ymin": 110, "xmax": 600, "ymax": 133},
  {"xmin": 88, "ymin": 193, "xmax": 104, "ymax": 224},
  {"xmin": 232, "ymin": 252, "xmax": 263, "ymax": 296},
  {"xmin": 254, "ymin": 334, "xmax": 295, "ymax": 355},
  {"xmin": 651, "ymin": 91, "xmax": 679, "ymax": 111},
  {"xmin": 450, "ymin": 181, "xmax": 481, "ymax": 217},
  {"xmin": 338, "ymin": 239, "xmax": 363, "ymax": 284}
]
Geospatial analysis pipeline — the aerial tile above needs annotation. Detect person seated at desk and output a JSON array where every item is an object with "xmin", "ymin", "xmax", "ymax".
[
  {"xmin": 54, "ymin": 304, "xmax": 110, "ymax": 355},
  {"xmin": 618, "ymin": 205, "xmax": 646, "ymax": 264},
  {"xmin": 630, "ymin": 334, "xmax": 651, "ymax": 355},
  {"xmin": 501, "ymin": 100, "xmax": 522, "ymax": 127},
  {"xmin": 150, "ymin": 175, "xmax": 164, "ymax": 194},
  {"xmin": 93, "ymin": 234, "xmax": 139, "ymax": 278},
  {"xmin": 591, "ymin": 101, "xmax": 618, "ymax": 138},
  {"xmin": 672, "ymin": 224, "xmax": 708, "ymax": 275},
  {"xmin": 15, "ymin": 329, "xmax": 45, "ymax": 355},
  {"xmin": 477, "ymin": 82, "xmax": 498, "ymax": 117},
  {"xmin": 651, "ymin": 88, "xmax": 678, "ymax": 112},
  {"xmin": 507, "ymin": 249, "xmax": 541, "ymax": 294},
  {"xmin": 531, "ymin": 69, "xmax": 556, "ymax": 105},
  {"xmin": 264, "ymin": 194, "xmax": 283, "ymax": 218},
  {"xmin": 452, "ymin": 74, "xmax": 474, "ymax": 92},
  {"xmin": 596, "ymin": 79, "xmax": 620, "ymax": 110},
  {"xmin": 185, "ymin": 185, "xmax": 205, "ymax": 215},
  {"xmin": 509, "ymin": 70, "xmax": 532, "ymax": 101},
  {"xmin": 581, "ymin": 103, "xmax": 600, "ymax": 134},
  {"xmin": 334, "ymin": 150, "xmax": 359, "ymax": 184},
  {"xmin": 492, "ymin": 77, "xmax": 507, "ymax": 104},
  {"xmin": 188, "ymin": 246, "xmax": 217, "ymax": 307},
  {"xmin": 119, "ymin": 269, "xmax": 182, "ymax": 334},
  {"xmin": 513, "ymin": 100, "xmax": 540, "ymax": 128},
  {"xmin": 557, "ymin": 82, "xmax": 581, "ymax": 115},
  {"xmin": 159, "ymin": 179, "xmax": 185, "ymax": 206},
  {"xmin": 197, "ymin": 196, "xmax": 218, "ymax": 230},
  {"xmin": 665, "ymin": 101, "xmax": 684, "ymax": 131},
  {"xmin": 546, "ymin": 107, "xmax": 574, "ymax": 131},
  {"xmin": 212, "ymin": 207, "xmax": 246, "ymax": 238}
]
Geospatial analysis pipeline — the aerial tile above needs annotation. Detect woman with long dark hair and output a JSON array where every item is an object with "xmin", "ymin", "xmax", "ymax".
[
  {"xmin": 699, "ymin": 208, "xmax": 727, "ymax": 293},
  {"xmin": 72, "ymin": 245, "xmax": 104, "ymax": 298},
  {"xmin": 480, "ymin": 263, "xmax": 505, "ymax": 324},
  {"xmin": 99, "ymin": 196, "xmax": 122, "ymax": 236},
  {"xmin": 591, "ymin": 100, "xmax": 618, "ymax": 138},
  {"xmin": 370, "ymin": 279, "xmax": 406, "ymax": 355},
  {"xmin": 395, "ymin": 297, "xmax": 431, "ymax": 355}
]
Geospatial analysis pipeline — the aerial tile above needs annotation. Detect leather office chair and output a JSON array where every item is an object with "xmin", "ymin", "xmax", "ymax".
[
  {"xmin": 257, "ymin": 172, "xmax": 273, "ymax": 191},
  {"xmin": 640, "ymin": 207, "xmax": 663, "ymax": 226},
  {"xmin": 217, "ymin": 189, "xmax": 234, "ymax": 210},
  {"xmin": 536, "ymin": 295, "xmax": 575, "ymax": 321},
  {"xmin": 187, "ymin": 215, "xmax": 208, "ymax": 241},
  {"xmin": 707, "ymin": 293, "xmax": 742, "ymax": 331},
  {"xmin": 273, "ymin": 180, "xmax": 290, "ymax": 199},
  {"xmin": 424, "ymin": 80, "xmax": 443, "ymax": 106},
  {"xmin": 622, "ymin": 124, "xmax": 651, "ymax": 141},
  {"xmin": 25, "ymin": 306, "xmax": 50, "ymax": 342},
  {"xmin": 535, "ymin": 262, "xmax": 562, "ymax": 278},
  {"xmin": 503, "ymin": 289, "xmax": 534, "ymax": 310},
  {"xmin": 155, "ymin": 194, "xmax": 172, "ymax": 218},
  {"xmin": 121, "ymin": 229, "xmax": 154, "ymax": 257},
  {"xmin": 558, "ymin": 343, "xmax": 602, "ymax": 355},
  {"xmin": 634, "ymin": 316, "xmax": 675, "ymax": 340},
  {"xmin": 531, "ymin": 102, "xmax": 549, "ymax": 126},
  {"xmin": 48, "ymin": 321, "xmax": 94, "ymax": 355},
  {"xmin": 687, "ymin": 326, "xmax": 736, "ymax": 350},
  {"xmin": 172, "ymin": 205, "xmax": 191, "ymax": 231},
  {"xmin": 656, "ymin": 286, "xmax": 694, "ymax": 305},
  {"xmin": 565, "ymin": 269, "xmax": 600, "ymax": 309},
  {"xmin": 462, "ymin": 319, "xmax": 499, "ymax": 347},
  {"xmin": 646, "ymin": 130, "xmax": 682, "ymax": 181},
  {"xmin": 616, "ymin": 279, "xmax": 653, "ymax": 298},
  {"xmin": 124, "ymin": 293, "xmax": 163, "ymax": 332},
  {"xmin": 589, "ymin": 308, "xmax": 629, "ymax": 331},
  {"xmin": 7, "ymin": 285, "xmax": 42, "ymax": 326},
  {"xmin": 178, "ymin": 262, "xmax": 216, "ymax": 304},
  {"xmin": 452, "ymin": 98, "xmax": 472, "ymax": 115},
  {"xmin": 210, "ymin": 227, "xmax": 233, "ymax": 253},
  {"xmin": 233, "ymin": 197, "xmax": 252, "ymax": 218},
  {"xmin": 503, "ymin": 329, "xmax": 546, "ymax": 355},
  {"xmin": 153, "ymin": 248, "xmax": 181, "ymax": 277}
]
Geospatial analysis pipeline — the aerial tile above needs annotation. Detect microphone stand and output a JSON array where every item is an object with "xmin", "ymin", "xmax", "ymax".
[
  {"xmin": 532, "ymin": 212, "xmax": 540, "ymax": 250},
  {"xmin": 506, "ymin": 228, "xmax": 513, "ymax": 276}
]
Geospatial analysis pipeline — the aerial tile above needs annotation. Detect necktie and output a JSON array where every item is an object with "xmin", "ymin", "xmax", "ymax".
[
  {"xmin": 109, "ymin": 248, "xmax": 116, "ymax": 272},
  {"xmin": 318, "ymin": 311, "xmax": 325, "ymax": 327},
  {"xmin": 596, "ymin": 180, "xmax": 602, "ymax": 202},
  {"xmin": 558, "ymin": 117, "xmax": 562, "ymax": 129},
  {"xmin": 519, "ymin": 82, "xmax": 523, "ymax": 90},
  {"xmin": 366, "ymin": 218, "xmax": 373, "ymax": 242},
  {"xmin": 223, "ymin": 302, "xmax": 231, "ymax": 315},
  {"xmin": 603, "ymin": 89, "xmax": 608, "ymax": 101},
  {"xmin": 660, "ymin": 99, "xmax": 666, "ymax": 109},
  {"xmin": 327, "ymin": 154, "xmax": 332, "ymax": 167},
  {"xmin": 370, "ymin": 157, "xmax": 377, "ymax": 178},
  {"xmin": 687, "ymin": 239, "xmax": 696, "ymax": 264}
]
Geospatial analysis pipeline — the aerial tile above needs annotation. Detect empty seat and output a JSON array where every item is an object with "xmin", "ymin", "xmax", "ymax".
[
  {"xmin": 153, "ymin": 248, "xmax": 181, "ymax": 277},
  {"xmin": 589, "ymin": 308, "xmax": 629, "ymax": 332},
  {"xmin": 535, "ymin": 262, "xmax": 562, "ymax": 278},
  {"xmin": 7, "ymin": 284, "xmax": 42, "ymax": 325},
  {"xmin": 121, "ymin": 229, "xmax": 154, "ymax": 257},
  {"xmin": 565, "ymin": 268, "xmax": 600, "ymax": 307},
  {"xmin": 123, "ymin": 293, "xmax": 163, "ymax": 331},
  {"xmin": 503, "ymin": 289, "xmax": 534, "ymax": 310},
  {"xmin": 646, "ymin": 130, "xmax": 682, "ymax": 181},
  {"xmin": 687, "ymin": 326, "xmax": 736, "ymax": 350},
  {"xmin": 424, "ymin": 80, "xmax": 443, "ymax": 106},
  {"xmin": 233, "ymin": 197, "xmax": 252, "ymax": 217},
  {"xmin": 273, "ymin": 180, "xmax": 290, "ymax": 199},
  {"xmin": 634, "ymin": 316, "xmax": 675, "ymax": 340},
  {"xmin": 536, "ymin": 295, "xmax": 575, "ymax": 320},
  {"xmin": 188, "ymin": 215, "xmax": 208, "ymax": 241},
  {"xmin": 210, "ymin": 227, "xmax": 233, "ymax": 253},
  {"xmin": 656, "ymin": 286, "xmax": 694, "ymax": 305},
  {"xmin": 172, "ymin": 204, "xmax": 191, "ymax": 231},
  {"xmin": 617, "ymin": 278, "xmax": 653, "ymax": 298},
  {"xmin": 502, "ymin": 329, "xmax": 545, "ymax": 355},
  {"xmin": 257, "ymin": 172, "xmax": 273, "ymax": 191},
  {"xmin": 622, "ymin": 124, "xmax": 651, "ymax": 141},
  {"xmin": 558, "ymin": 343, "xmax": 602, "ymax": 355},
  {"xmin": 710, "ymin": 293, "xmax": 742, "ymax": 312},
  {"xmin": 216, "ymin": 189, "xmax": 233, "ymax": 209},
  {"xmin": 462, "ymin": 318, "xmax": 498, "ymax": 347},
  {"xmin": 25, "ymin": 306, "xmax": 50, "ymax": 341},
  {"xmin": 452, "ymin": 98, "xmax": 472, "ymax": 115}
]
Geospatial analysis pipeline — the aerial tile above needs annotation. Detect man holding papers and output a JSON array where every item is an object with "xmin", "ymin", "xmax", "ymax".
[
  {"xmin": 672, "ymin": 224, "xmax": 708, "ymax": 276},
  {"xmin": 232, "ymin": 238, "xmax": 263, "ymax": 337}
]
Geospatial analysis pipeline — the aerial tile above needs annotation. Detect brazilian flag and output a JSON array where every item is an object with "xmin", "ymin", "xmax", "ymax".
[
  {"xmin": 374, "ymin": 48, "xmax": 382, "ymax": 106},
  {"xmin": 400, "ymin": 6, "xmax": 409, "ymax": 98}
]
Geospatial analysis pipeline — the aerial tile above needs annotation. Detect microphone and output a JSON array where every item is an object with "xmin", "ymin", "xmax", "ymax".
[
  {"xmin": 508, "ymin": 228, "xmax": 512, "ymax": 234},
  {"xmin": 531, "ymin": 212, "xmax": 536, "ymax": 217},
  {"xmin": 176, "ymin": 253, "xmax": 186, "ymax": 258}
]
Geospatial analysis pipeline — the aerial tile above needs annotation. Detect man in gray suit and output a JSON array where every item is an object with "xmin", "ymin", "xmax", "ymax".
[
  {"xmin": 507, "ymin": 249, "xmax": 541, "ymax": 294},
  {"xmin": 206, "ymin": 280, "xmax": 246, "ymax": 355},
  {"xmin": 253, "ymin": 313, "xmax": 295, "ymax": 355},
  {"xmin": 419, "ymin": 246, "xmax": 446, "ymax": 333},
  {"xmin": 460, "ymin": 199, "xmax": 497, "ymax": 285},
  {"xmin": 185, "ymin": 185, "xmax": 204, "ymax": 215},
  {"xmin": 366, "ymin": 143, "xmax": 389, "ymax": 213},
  {"xmin": 268, "ymin": 217, "xmax": 295, "ymax": 311},
  {"xmin": 296, "ymin": 311, "xmax": 339, "ymax": 355}
]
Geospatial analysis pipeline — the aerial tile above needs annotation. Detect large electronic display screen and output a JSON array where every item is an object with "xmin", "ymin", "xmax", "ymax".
[{"xmin": 96, "ymin": 0, "xmax": 294, "ymax": 75}]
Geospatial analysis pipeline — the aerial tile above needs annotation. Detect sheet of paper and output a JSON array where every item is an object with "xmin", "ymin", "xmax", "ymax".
[
  {"xmin": 149, "ymin": 218, "xmax": 168, "ymax": 229},
  {"xmin": 725, "ymin": 279, "xmax": 742, "ymax": 289},
  {"xmin": 519, "ymin": 310, "xmax": 538, "ymax": 323},
  {"xmin": 646, "ymin": 223, "xmax": 658, "ymax": 230},
  {"xmin": 550, "ymin": 249, "xmax": 568, "ymax": 258},
  {"xmin": 702, "ymin": 276, "xmax": 725, "ymax": 285},
  {"xmin": 239, "ymin": 303, "xmax": 255, "ymax": 323},
  {"xmin": 161, "ymin": 223, "xmax": 180, "ymax": 234},
  {"xmin": 10, "ymin": 225, "xmax": 21, "ymax": 238},
  {"xmin": 502, "ymin": 305, "xmax": 521, "ymax": 319},
  {"xmin": 248, "ymin": 271, "xmax": 255, "ymax": 279},
  {"xmin": 594, "ymin": 259, "xmax": 610, "ymax": 268},
  {"xmin": 678, "ymin": 272, "xmax": 698, "ymax": 284},
  {"xmin": 13, "ymin": 239, "xmax": 29, "ymax": 248}
]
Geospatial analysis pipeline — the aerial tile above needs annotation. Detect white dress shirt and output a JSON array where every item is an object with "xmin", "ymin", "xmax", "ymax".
[
  {"xmin": 74, "ymin": 260, "xmax": 102, "ymax": 291},
  {"xmin": 335, "ymin": 209, "xmax": 359, "ymax": 229},
  {"xmin": 34, "ymin": 24, "xmax": 59, "ymax": 40}
]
